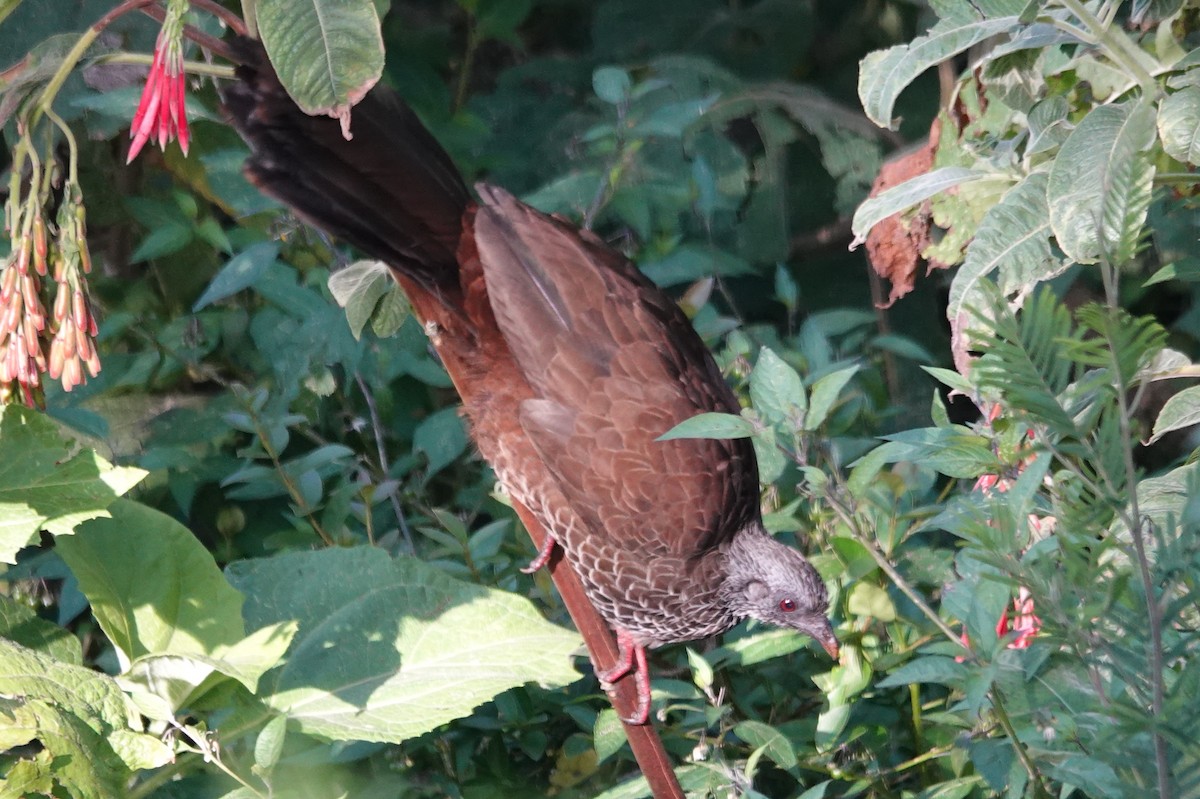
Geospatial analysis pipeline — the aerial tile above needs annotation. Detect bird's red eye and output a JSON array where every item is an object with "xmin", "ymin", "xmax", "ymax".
[{"xmin": 779, "ymin": 598, "xmax": 797, "ymax": 613}]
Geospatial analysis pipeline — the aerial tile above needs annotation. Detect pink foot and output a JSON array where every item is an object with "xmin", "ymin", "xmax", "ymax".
[
  {"xmin": 521, "ymin": 534, "xmax": 557, "ymax": 573},
  {"xmin": 597, "ymin": 628, "xmax": 651, "ymax": 725}
]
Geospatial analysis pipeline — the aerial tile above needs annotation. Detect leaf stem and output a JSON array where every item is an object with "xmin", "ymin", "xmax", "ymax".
[
  {"xmin": 1099, "ymin": 261, "xmax": 1172, "ymax": 799},
  {"xmin": 242, "ymin": 399, "xmax": 335, "ymax": 546},
  {"xmin": 1054, "ymin": 0, "xmax": 1158, "ymax": 96}
]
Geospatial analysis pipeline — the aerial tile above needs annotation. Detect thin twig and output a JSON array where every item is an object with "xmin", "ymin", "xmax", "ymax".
[{"xmin": 354, "ymin": 372, "xmax": 414, "ymax": 552}]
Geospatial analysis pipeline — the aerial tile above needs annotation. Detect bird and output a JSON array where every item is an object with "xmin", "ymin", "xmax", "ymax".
[{"xmin": 224, "ymin": 41, "xmax": 837, "ymax": 724}]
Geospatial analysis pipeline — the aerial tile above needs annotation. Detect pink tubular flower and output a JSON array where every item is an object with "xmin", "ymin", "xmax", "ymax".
[
  {"xmin": 996, "ymin": 587, "xmax": 1041, "ymax": 649},
  {"xmin": 127, "ymin": 13, "xmax": 189, "ymax": 163}
]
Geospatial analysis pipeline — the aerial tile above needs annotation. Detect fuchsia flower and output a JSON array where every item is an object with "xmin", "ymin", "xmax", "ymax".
[
  {"xmin": 127, "ymin": 18, "xmax": 189, "ymax": 163},
  {"xmin": 996, "ymin": 587, "xmax": 1041, "ymax": 649}
]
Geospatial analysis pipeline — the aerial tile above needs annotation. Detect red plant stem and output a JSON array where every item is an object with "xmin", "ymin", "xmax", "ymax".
[
  {"xmin": 509, "ymin": 500, "xmax": 685, "ymax": 799},
  {"xmin": 139, "ymin": 4, "xmax": 234, "ymax": 62}
]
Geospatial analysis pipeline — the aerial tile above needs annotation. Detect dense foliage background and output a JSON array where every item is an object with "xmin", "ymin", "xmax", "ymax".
[{"xmin": 1, "ymin": 0, "xmax": 1198, "ymax": 797}]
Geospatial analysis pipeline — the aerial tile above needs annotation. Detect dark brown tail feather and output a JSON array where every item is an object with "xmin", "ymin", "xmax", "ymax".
[{"xmin": 222, "ymin": 39, "xmax": 471, "ymax": 305}]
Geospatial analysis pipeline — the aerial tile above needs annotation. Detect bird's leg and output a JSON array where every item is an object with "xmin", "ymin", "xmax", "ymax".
[
  {"xmin": 596, "ymin": 627, "xmax": 651, "ymax": 725},
  {"xmin": 520, "ymin": 533, "xmax": 558, "ymax": 573}
]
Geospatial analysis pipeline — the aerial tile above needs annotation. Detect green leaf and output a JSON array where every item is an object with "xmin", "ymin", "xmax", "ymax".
[
  {"xmin": 734, "ymin": 720, "xmax": 798, "ymax": 769},
  {"xmin": 850, "ymin": 167, "xmax": 990, "ymax": 246},
  {"xmin": 255, "ymin": 715, "xmax": 288, "ymax": 771},
  {"xmin": 593, "ymin": 708, "xmax": 627, "ymax": 764},
  {"xmin": 327, "ymin": 259, "xmax": 395, "ymax": 339},
  {"xmin": 657, "ymin": 412, "xmax": 755, "ymax": 440},
  {"xmin": 413, "ymin": 407, "xmax": 469, "ymax": 479},
  {"xmin": 193, "ymin": 242, "xmax": 280, "ymax": 311},
  {"xmin": 948, "ymin": 172, "xmax": 1057, "ymax": 326},
  {"xmin": 876, "ymin": 656, "xmax": 966, "ymax": 688},
  {"xmin": 1047, "ymin": 100, "xmax": 1156, "ymax": 264},
  {"xmin": 1158, "ymin": 85, "xmax": 1200, "ymax": 164},
  {"xmin": 1149, "ymin": 384, "xmax": 1200, "ymax": 443},
  {"xmin": 371, "ymin": 284, "xmax": 411, "ymax": 337},
  {"xmin": 806, "ymin": 365, "xmax": 859, "ymax": 431},
  {"xmin": 858, "ymin": 15, "xmax": 1019, "ymax": 128},
  {"xmin": 225, "ymin": 547, "xmax": 581, "ymax": 742},
  {"xmin": 0, "ymin": 406, "xmax": 145, "ymax": 563},
  {"xmin": 750, "ymin": 347, "xmax": 806, "ymax": 427},
  {"xmin": 257, "ymin": 0, "xmax": 384, "ymax": 123},
  {"xmin": 0, "ymin": 595, "xmax": 81, "ymax": 664},
  {"xmin": 0, "ymin": 640, "xmax": 133, "ymax": 798},
  {"xmin": 56, "ymin": 499, "xmax": 249, "ymax": 665},
  {"xmin": 846, "ymin": 582, "xmax": 897, "ymax": 622},
  {"xmin": 875, "ymin": 426, "xmax": 997, "ymax": 478},
  {"xmin": 593, "ymin": 66, "xmax": 632, "ymax": 104}
]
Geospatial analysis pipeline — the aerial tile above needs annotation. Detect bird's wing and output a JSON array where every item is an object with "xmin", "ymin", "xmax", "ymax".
[{"xmin": 472, "ymin": 185, "xmax": 760, "ymax": 556}]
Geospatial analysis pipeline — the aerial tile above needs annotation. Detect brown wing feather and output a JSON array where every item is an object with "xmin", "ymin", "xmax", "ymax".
[{"xmin": 473, "ymin": 185, "xmax": 759, "ymax": 557}]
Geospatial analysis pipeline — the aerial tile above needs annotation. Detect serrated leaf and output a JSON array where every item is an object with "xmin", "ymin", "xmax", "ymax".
[
  {"xmin": 0, "ymin": 406, "xmax": 146, "ymax": 564},
  {"xmin": 876, "ymin": 656, "xmax": 967, "ymax": 688},
  {"xmin": 257, "ymin": 0, "xmax": 384, "ymax": 124},
  {"xmin": 948, "ymin": 172, "xmax": 1057, "ymax": 325},
  {"xmin": 193, "ymin": 242, "xmax": 279, "ymax": 311},
  {"xmin": 750, "ymin": 348, "xmax": 806, "ymax": 427},
  {"xmin": 371, "ymin": 285, "xmax": 411, "ymax": 337},
  {"xmin": 876, "ymin": 427, "xmax": 997, "ymax": 478},
  {"xmin": 1158, "ymin": 85, "xmax": 1200, "ymax": 164},
  {"xmin": 806, "ymin": 365, "xmax": 859, "ymax": 431},
  {"xmin": 327, "ymin": 259, "xmax": 394, "ymax": 339},
  {"xmin": 1047, "ymin": 100, "xmax": 1156, "ymax": 264},
  {"xmin": 858, "ymin": 15, "xmax": 1019, "ymax": 128},
  {"xmin": 657, "ymin": 412, "xmax": 755, "ymax": 440},
  {"xmin": 225, "ymin": 547, "xmax": 581, "ymax": 742},
  {"xmin": 0, "ymin": 641, "xmax": 132, "ymax": 798},
  {"xmin": 850, "ymin": 167, "xmax": 990, "ymax": 246}
]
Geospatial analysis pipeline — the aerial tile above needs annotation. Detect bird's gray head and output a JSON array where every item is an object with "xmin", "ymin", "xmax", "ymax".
[{"xmin": 720, "ymin": 525, "xmax": 838, "ymax": 658}]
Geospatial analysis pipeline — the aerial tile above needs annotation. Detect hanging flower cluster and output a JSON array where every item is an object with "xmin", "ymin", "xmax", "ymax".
[
  {"xmin": 1, "ymin": 155, "xmax": 100, "ymax": 404},
  {"xmin": 127, "ymin": 0, "xmax": 190, "ymax": 163}
]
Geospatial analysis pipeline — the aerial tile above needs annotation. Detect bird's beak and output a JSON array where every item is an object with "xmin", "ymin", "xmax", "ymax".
[{"xmin": 811, "ymin": 618, "xmax": 839, "ymax": 659}]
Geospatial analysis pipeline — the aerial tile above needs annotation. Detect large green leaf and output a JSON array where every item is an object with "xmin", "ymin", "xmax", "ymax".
[
  {"xmin": 225, "ymin": 547, "xmax": 581, "ymax": 742},
  {"xmin": 56, "ymin": 499, "xmax": 295, "ymax": 702},
  {"xmin": 256, "ymin": 0, "xmax": 385, "ymax": 126},
  {"xmin": 1047, "ymin": 100, "xmax": 1156, "ymax": 264},
  {"xmin": 0, "ymin": 405, "xmax": 145, "ymax": 563}
]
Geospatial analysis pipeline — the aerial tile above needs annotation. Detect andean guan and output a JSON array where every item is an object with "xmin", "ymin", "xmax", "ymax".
[{"xmin": 224, "ymin": 42, "xmax": 837, "ymax": 724}]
